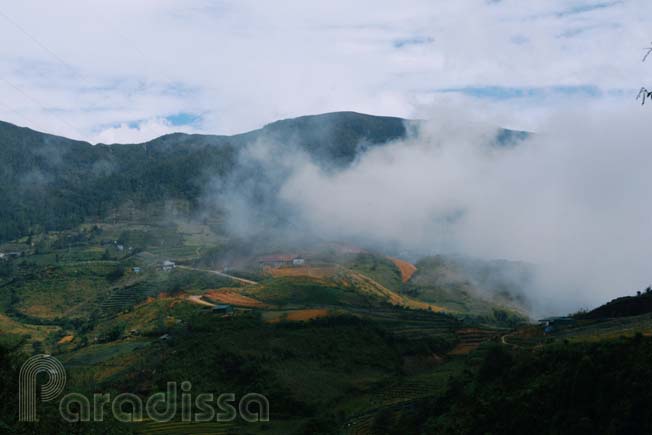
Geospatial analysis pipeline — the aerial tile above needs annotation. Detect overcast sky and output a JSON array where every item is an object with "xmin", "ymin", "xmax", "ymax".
[{"xmin": 0, "ymin": 0, "xmax": 650, "ymax": 143}]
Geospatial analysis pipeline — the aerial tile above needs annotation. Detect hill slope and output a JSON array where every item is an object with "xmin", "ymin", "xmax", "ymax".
[
  {"xmin": 0, "ymin": 112, "xmax": 527, "ymax": 242},
  {"xmin": 578, "ymin": 288, "xmax": 652, "ymax": 319}
]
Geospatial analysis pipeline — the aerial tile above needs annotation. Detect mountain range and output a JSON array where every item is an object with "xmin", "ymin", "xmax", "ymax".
[{"xmin": 0, "ymin": 111, "xmax": 527, "ymax": 242}]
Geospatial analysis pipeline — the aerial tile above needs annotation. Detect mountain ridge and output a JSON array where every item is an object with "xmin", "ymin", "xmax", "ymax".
[{"xmin": 0, "ymin": 111, "xmax": 528, "ymax": 242}]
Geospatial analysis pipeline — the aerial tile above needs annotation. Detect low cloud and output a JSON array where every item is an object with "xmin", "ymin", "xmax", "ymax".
[
  {"xmin": 91, "ymin": 118, "xmax": 198, "ymax": 144},
  {"xmin": 213, "ymin": 103, "xmax": 652, "ymax": 316}
]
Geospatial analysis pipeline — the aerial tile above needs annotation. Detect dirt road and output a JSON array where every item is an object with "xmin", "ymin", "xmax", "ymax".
[
  {"xmin": 177, "ymin": 265, "xmax": 258, "ymax": 286},
  {"xmin": 187, "ymin": 295, "xmax": 216, "ymax": 307}
]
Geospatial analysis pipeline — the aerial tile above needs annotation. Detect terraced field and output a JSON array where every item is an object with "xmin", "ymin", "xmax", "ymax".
[
  {"xmin": 555, "ymin": 313, "xmax": 652, "ymax": 342},
  {"xmin": 448, "ymin": 328, "xmax": 502, "ymax": 355},
  {"xmin": 351, "ymin": 308, "xmax": 460, "ymax": 338},
  {"xmin": 263, "ymin": 308, "xmax": 332, "ymax": 323},
  {"xmin": 100, "ymin": 283, "xmax": 150, "ymax": 317},
  {"xmin": 342, "ymin": 360, "xmax": 464, "ymax": 435},
  {"xmin": 344, "ymin": 269, "xmax": 447, "ymax": 312}
]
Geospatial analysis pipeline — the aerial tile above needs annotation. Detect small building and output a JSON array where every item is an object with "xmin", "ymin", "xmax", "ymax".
[
  {"xmin": 0, "ymin": 251, "xmax": 22, "ymax": 260},
  {"xmin": 538, "ymin": 316, "xmax": 576, "ymax": 333},
  {"xmin": 292, "ymin": 256, "xmax": 305, "ymax": 266},
  {"xmin": 159, "ymin": 333, "xmax": 171, "ymax": 341},
  {"xmin": 132, "ymin": 267, "xmax": 142, "ymax": 273},
  {"xmin": 211, "ymin": 304, "xmax": 234, "ymax": 314},
  {"xmin": 161, "ymin": 260, "xmax": 176, "ymax": 272}
]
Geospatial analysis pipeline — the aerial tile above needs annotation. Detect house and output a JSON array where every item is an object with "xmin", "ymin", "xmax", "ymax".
[
  {"xmin": 161, "ymin": 260, "xmax": 176, "ymax": 271},
  {"xmin": 538, "ymin": 316, "xmax": 576, "ymax": 333},
  {"xmin": 258, "ymin": 254, "xmax": 305, "ymax": 268},
  {"xmin": 212, "ymin": 304, "xmax": 234, "ymax": 314},
  {"xmin": 0, "ymin": 251, "xmax": 22, "ymax": 260}
]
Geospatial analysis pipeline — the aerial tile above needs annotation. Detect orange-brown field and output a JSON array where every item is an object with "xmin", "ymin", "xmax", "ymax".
[
  {"xmin": 204, "ymin": 289, "xmax": 269, "ymax": 308},
  {"xmin": 264, "ymin": 308, "xmax": 331, "ymax": 323},
  {"xmin": 345, "ymin": 270, "xmax": 446, "ymax": 312},
  {"xmin": 387, "ymin": 257, "xmax": 417, "ymax": 283},
  {"xmin": 144, "ymin": 292, "xmax": 175, "ymax": 304},
  {"xmin": 57, "ymin": 335, "xmax": 74, "ymax": 345},
  {"xmin": 266, "ymin": 265, "xmax": 339, "ymax": 279}
]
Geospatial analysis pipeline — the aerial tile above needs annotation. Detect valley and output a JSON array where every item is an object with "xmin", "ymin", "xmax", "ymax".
[{"xmin": 0, "ymin": 113, "xmax": 650, "ymax": 434}]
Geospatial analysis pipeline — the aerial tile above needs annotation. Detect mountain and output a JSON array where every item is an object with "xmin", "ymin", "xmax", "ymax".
[{"xmin": 0, "ymin": 112, "xmax": 527, "ymax": 242}]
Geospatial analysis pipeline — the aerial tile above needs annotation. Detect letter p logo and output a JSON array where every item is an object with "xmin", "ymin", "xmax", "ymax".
[{"xmin": 19, "ymin": 354, "xmax": 66, "ymax": 422}]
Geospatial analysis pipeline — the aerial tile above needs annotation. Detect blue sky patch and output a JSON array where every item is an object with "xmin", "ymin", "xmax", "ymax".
[
  {"xmin": 437, "ymin": 85, "xmax": 602, "ymax": 100},
  {"xmin": 393, "ymin": 36, "xmax": 434, "ymax": 49},
  {"xmin": 555, "ymin": 1, "xmax": 622, "ymax": 17},
  {"xmin": 166, "ymin": 112, "xmax": 201, "ymax": 126}
]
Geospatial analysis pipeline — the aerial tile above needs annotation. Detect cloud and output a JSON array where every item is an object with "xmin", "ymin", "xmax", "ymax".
[
  {"xmin": 0, "ymin": 0, "xmax": 650, "ymax": 141},
  {"xmin": 90, "ymin": 117, "xmax": 198, "ymax": 144},
  {"xmin": 437, "ymin": 85, "xmax": 602, "ymax": 100},
  {"xmin": 214, "ymin": 101, "xmax": 652, "ymax": 316}
]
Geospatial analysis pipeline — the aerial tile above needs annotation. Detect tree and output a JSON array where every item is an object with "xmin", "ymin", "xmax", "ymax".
[{"xmin": 638, "ymin": 42, "xmax": 652, "ymax": 105}]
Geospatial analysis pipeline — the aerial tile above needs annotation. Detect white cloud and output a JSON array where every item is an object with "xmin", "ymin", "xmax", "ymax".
[
  {"xmin": 270, "ymin": 101, "xmax": 652, "ymax": 315},
  {"xmin": 89, "ymin": 118, "xmax": 197, "ymax": 144},
  {"xmin": 0, "ymin": 0, "xmax": 650, "ymax": 142}
]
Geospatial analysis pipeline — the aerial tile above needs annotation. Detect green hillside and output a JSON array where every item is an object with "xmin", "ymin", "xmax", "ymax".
[
  {"xmin": 578, "ymin": 287, "xmax": 652, "ymax": 319},
  {"xmin": 0, "ymin": 112, "xmax": 407, "ymax": 242},
  {"xmin": 0, "ymin": 113, "xmax": 527, "ymax": 243}
]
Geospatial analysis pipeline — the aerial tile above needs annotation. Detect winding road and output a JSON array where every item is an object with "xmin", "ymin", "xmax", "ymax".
[{"xmin": 176, "ymin": 265, "xmax": 258, "ymax": 286}]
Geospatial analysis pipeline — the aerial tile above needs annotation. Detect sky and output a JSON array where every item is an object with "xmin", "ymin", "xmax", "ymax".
[{"xmin": 0, "ymin": 0, "xmax": 650, "ymax": 143}]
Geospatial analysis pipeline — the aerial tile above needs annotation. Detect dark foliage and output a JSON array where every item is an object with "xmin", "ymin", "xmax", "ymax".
[
  {"xmin": 579, "ymin": 286, "xmax": 652, "ymax": 319},
  {"xmin": 383, "ymin": 338, "xmax": 652, "ymax": 435}
]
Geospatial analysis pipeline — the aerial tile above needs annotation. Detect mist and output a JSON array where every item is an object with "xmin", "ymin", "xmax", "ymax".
[{"xmin": 210, "ymin": 105, "xmax": 652, "ymax": 316}]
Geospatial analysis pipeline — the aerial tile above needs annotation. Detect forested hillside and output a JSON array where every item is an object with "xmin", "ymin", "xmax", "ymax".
[
  {"xmin": 0, "ymin": 112, "xmax": 525, "ymax": 243},
  {"xmin": 0, "ymin": 112, "xmax": 407, "ymax": 242}
]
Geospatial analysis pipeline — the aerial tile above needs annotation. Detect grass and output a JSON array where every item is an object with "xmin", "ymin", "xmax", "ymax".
[
  {"xmin": 60, "ymin": 340, "xmax": 151, "ymax": 366},
  {"xmin": 0, "ymin": 312, "xmax": 60, "ymax": 350},
  {"xmin": 554, "ymin": 313, "xmax": 652, "ymax": 343},
  {"xmin": 344, "ymin": 253, "xmax": 403, "ymax": 292},
  {"xmin": 339, "ymin": 358, "xmax": 465, "ymax": 415},
  {"xmin": 10, "ymin": 262, "xmax": 120, "ymax": 320}
]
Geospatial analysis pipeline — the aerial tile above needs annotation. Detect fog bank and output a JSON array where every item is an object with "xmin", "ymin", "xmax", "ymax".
[{"xmin": 213, "ymin": 106, "xmax": 652, "ymax": 316}]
